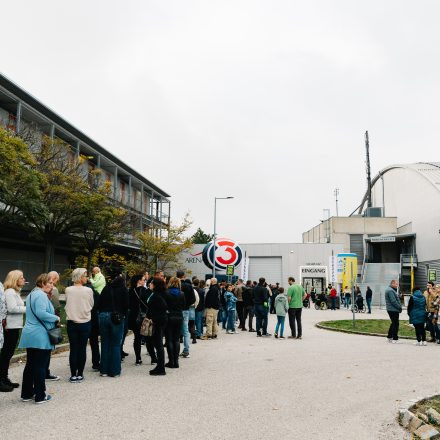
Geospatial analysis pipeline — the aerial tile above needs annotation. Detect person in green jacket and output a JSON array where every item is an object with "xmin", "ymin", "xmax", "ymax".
[
  {"xmin": 91, "ymin": 267, "xmax": 106, "ymax": 294},
  {"xmin": 287, "ymin": 277, "xmax": 306, "ymax": 339}
]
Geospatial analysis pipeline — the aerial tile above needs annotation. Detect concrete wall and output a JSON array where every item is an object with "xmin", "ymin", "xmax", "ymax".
[{"xmin": 371, "ymin": 168, "xmax": 440, "ymax": 261}]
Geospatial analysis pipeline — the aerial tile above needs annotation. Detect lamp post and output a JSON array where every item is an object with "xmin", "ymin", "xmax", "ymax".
[{"xmin": 213, "ymin": 196, "xmax": 234, "ymax": 278}]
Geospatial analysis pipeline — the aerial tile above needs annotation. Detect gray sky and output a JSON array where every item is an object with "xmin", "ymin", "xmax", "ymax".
[{"xmin": 2, "ymin": 0, "xmax": 439, "ymax": 242}]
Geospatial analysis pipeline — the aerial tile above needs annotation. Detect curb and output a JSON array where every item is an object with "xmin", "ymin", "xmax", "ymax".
[
  {"xmin": 315, "ymin": 322, "xmax": 415, "ymax": 340},
  {"xmin": 398, "ymin": 394, "xmax": 440, "ymax": 439}
]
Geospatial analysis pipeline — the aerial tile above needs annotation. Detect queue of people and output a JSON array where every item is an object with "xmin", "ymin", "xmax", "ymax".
[{"xmin": 3, "ymin": 265, "xmax": 440, "ymax": 403}]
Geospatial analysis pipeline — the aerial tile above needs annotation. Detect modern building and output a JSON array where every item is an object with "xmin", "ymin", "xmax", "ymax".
[
  {"xmin": 0, "ymin": 73, "xmax": 170, "ymax": 281},
  {"xmin": 303, "ymin": 162, "xmax": 440, "ymax": 302}
]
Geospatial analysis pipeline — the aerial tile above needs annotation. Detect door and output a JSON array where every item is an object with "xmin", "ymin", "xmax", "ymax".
[{"xmin": 248, "ymin": 257, "xmax": 282, "ymax": 285}]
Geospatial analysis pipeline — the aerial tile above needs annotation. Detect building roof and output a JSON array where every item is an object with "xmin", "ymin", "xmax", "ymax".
[
  {"xmin": 0, "ymin": 72, "xmax": 170, "ymax": 198},
  {"xmin": 355, "ymin": 162, "xmax": 440, "ymax": 215}
]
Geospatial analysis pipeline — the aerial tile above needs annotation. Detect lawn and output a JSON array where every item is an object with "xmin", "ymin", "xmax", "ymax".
[
  {"xmin": 14, "ymin": 302, "xmax": 68, "ymax": 355},
  {"xmin": 318, "ymin": 319, "xmax": 417, "ymax": 339}
]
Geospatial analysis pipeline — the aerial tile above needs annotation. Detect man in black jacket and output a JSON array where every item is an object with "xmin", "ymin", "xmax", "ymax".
[
  {"xmin": 253, "ymin": 278, "xmax": 270, "ymax": 337},
  {"xmin": 177, "ymin": 271, "xmax": 195, "ymax": 358},
  {"xmin": 202, "ymin": 278, "xmax": 220, "ymax": 339}
]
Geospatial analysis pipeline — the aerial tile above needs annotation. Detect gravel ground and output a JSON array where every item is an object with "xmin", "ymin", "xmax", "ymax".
[{"xmin": 2, "ymin": 307, "xmax": 434, "ymax": 439}]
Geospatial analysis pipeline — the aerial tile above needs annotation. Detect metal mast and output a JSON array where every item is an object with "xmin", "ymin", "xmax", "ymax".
[
  {"xmin": 334, "ymin": 188, "xmax": 339, "ymax": 216},
  {"xmin": 365, "ymin": 131, "xmax": 372, "ymax": 208}
]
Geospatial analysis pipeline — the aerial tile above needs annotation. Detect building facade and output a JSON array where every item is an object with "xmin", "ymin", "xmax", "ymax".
[{"xmin": 0, "ymin": 73, "xmax": 170, "ymax": 281}]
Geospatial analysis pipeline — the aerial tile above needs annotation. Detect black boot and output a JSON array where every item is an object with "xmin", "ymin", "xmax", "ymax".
[
  {"xmin": 0, "ymin": 379, "xmax": 13, "ymax": 392},
  {"xmin": 4, "ymin": 377, "xmax": 19, "ymax": 388}
]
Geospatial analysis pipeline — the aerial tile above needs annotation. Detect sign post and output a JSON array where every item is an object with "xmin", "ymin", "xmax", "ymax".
[
  {"xmin": 428, "ymin": 269, "xmax": 437, "ymax": 282},
  {"xmin": 226, "ymin": 265, "xmax": 234, "ymax": 283}
]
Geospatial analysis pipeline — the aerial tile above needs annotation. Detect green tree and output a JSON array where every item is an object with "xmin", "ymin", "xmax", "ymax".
[
  {"xmin": 191, "ymin": 227, "xmax": 214, "ymax": 244},
  {"xmin": 77, "ymin": 178, "xmax": 131, "ymax": 272},
  {"xmin": 136, "ymin": 213, "xmax": 193, "ymax": 273},
  {"xmin": 0, "ymin": 127, "xmax": 41, "ymax": 224},
  {"xmin": 25, "ymin": 135, "xmax": 92, "ymax": 271}
]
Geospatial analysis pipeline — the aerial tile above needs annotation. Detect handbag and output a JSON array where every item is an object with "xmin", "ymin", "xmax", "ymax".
[
  {"xmin": 134, "ymin": 288, "xmax": 148, "ymax": 327},
  {"xmin": 139, "ymin": 291, "xmax": 155, "ymax": 337},
  {"xmin": 29, "ymin": 293, "xmax": 63, "ymax": 345},
  {"xmin": 110, "ymin": 288, "xmax": 123, "ymax": 325}
]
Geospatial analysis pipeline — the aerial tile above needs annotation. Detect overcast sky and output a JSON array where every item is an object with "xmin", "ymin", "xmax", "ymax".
[{"xmin": 2, "ymin": 1, "xmax": 439, "ymax": 243}]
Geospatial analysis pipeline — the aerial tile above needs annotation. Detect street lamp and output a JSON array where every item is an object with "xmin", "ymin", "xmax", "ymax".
[{"xmin": 213, "ymin": 196, "xmax": 234, "ymax": 278}]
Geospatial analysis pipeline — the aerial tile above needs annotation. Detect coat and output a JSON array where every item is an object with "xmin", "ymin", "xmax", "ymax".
[
  {"xmin": 274, "ymin": 293, "xmax": 288, "ymax": 316},
  {"xmin": 19, "ymin": 288, "xmax": 59, "ymax": 350},
  {"xmin": 407, "ymin": 290, "xmax": 426, "ymax": 325},
  {"xmin": 385, "ymin": 286, "xmax": 402, "ymax": 313}
]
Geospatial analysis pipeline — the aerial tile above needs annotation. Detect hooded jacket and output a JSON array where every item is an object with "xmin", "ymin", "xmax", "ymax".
[{"xmin": 407, "ymin": 290, "xmax": 426, "ymax": 325}]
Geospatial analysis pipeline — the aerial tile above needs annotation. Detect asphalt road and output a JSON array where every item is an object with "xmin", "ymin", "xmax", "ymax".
[{"xmin": 2, "ymin": 308, "xmax": 434, "ymax": 439}]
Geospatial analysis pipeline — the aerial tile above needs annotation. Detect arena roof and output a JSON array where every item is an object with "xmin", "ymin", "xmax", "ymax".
[{"xmin": 354, "ymin": 162, "xmax": 440, "ymax": 215}]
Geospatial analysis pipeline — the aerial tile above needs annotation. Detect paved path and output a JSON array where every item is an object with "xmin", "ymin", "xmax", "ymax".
[{"xmin": 2, "ymin": 308, "xmax": 436, "ymax": 439}]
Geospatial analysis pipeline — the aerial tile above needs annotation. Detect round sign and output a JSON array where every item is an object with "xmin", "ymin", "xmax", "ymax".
[{"xmin": 202, "ymin": 238, "xmax": 243, "ymax": 271}]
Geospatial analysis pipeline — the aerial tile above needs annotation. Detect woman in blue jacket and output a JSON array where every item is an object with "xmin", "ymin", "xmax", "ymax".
[
  {"xmin": 407, "ymin": 287, "xmax": 427, "ymax": 346},
  {"xmin": 19, "ymin": 273, "xmax": 60, "ymax": 403}
]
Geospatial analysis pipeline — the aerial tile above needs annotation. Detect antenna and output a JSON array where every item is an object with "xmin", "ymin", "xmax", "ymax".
[
  {"xmin": 334, "ymin": 188, "xmax": 339, "ymax": 216},
  {"xmin": 365, "ymin": 131, "xmax": 372, "ymax": 208}
]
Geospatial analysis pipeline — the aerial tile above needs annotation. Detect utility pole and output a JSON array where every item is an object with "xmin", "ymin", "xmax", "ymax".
[
  {"xmin": 365, "ymin": 131, "xmax": 372, "ymax": 209},
  {"xmin": 334, "ymin": 188, "xmax": 339, "ymax": 217}
]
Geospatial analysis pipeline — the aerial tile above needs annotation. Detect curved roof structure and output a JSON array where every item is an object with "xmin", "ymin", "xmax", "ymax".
[{"xmin": 353, "ymin": 162, "xmax": 440, "ymax": 215}]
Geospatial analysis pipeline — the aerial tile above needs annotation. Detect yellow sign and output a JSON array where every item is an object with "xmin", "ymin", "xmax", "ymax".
[{"xmin": 337, "ymin": 253, "xmax": 358, "ymax": 288}]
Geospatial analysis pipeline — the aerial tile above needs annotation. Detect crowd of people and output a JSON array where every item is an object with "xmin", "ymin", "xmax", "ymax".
[
  {"xmin": 385, "ymin": 280, "xmax": 440, "ymax": 345},
  {"xmin": 0, "ymin": 268, "xmax": 309, "ymax": 402},
  {"xmin": 1, "ymin": 267, "xmax": 438, "ymax": 403}
]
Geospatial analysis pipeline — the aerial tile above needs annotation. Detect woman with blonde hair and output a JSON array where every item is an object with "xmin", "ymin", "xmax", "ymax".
[
  {"xmin": 0, "ymin": 270, "xmax": 26, "ymax": 392},
  {"xmin": 65, "ymin": 268, "xmax": 94, "ymax": 383},
  {"xmin": 19, "ymin": 273, "xmax": 60, "ymax": 403}
]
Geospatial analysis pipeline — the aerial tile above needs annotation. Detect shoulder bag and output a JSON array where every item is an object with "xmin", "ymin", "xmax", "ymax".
[
  {"xmin": 139, "ymin": 292, "xmax": 154, "ymax": 337},
  {"xmin": 110, "ymin": 288, "xmax": 123, "ymax": 325},
  {"xmin": 29, "ymin": 293, "xmax": 63, "ymax": 345}
]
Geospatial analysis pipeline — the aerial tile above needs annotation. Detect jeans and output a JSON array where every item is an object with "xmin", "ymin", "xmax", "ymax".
[
  {"xmin": 21, "ymin": 348, "xmax": 51, "ymax": 402},
  {"xmin": 345, "ymin": 297, "xmax": 351, "ymax": 308},
  {"xmin": 414, "ymin": 323, "xmax": 426, "ymax": 342},
  {"xmin": 288, "ymin": 308, "xmax": 302, "ymax": 337},
  {"xmin": 255, "ymin": 304, "xmax": 268, "ymax": 334},
  {"xmin": 120, "ymin": 314, "xmax": 129, "ymax": 354},
  {"xmin": 166, "ymin": 316, "xmax": 182, "ymax": 367},
  {"xmin": 387, "ymin": 311, "xmax": 400, "ymax": 340},
  {"xmin": 181, "ymin": 310, "xmax": 190, "ymax": 353},
  {"xmin": 243, "ymin": 305, "xmax": 254, "ymax": 330},
  {"xmin": 275, "ymin": 316, "xmax": 285, "ymax": 337},
  {"xmin": 366, "ymin": 297, "xmax": 372, "ymax": 313},
  {"xmin": 227, "ymin": 310, "xmax": 236, "ymax": 331},
  {"xmin": 220, "ymin": 309, "xmax": 228, "ymax": 329},
  {"xmin": 67, "ymin": 320, "xmax": 91, "ymax": 377},
  {"xmin": 99, "ymin": 312, "xmax": 124, "ymax": 376},
  {"xmin": 89, "ymin": 318, "xmax": 100, "ymax": 367},
  {"xmin": 330, "ymin": 297, "xmax": 336, "ymax": 310},
  {"xmin": 426, "ymin": 314, "xmax": 440, "ymax": 340},
  {"xmin": 0, "ymin": 328, "xmax": 20, "ymax": 380},
  {"xmin": 195, "ymin": 310, "xmax": 204, "ymax": 337}
]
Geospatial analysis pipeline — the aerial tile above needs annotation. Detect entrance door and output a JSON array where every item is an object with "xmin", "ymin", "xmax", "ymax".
[{"xmin": 302, "ymin": 278, "xmax": 324, "ymax": 294}]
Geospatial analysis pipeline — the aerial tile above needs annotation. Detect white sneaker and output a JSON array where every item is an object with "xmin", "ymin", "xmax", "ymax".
[
  {"xmin": 423, "ymin": 341, "xmax": 427, "ymax": 346},
  {"xmin": 392, "ymin": 340, "xmax": 399, "ymax": 344},
  {"xmin": 387, "ymin": 338, "xmax": 393, "ymax": 343}
]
